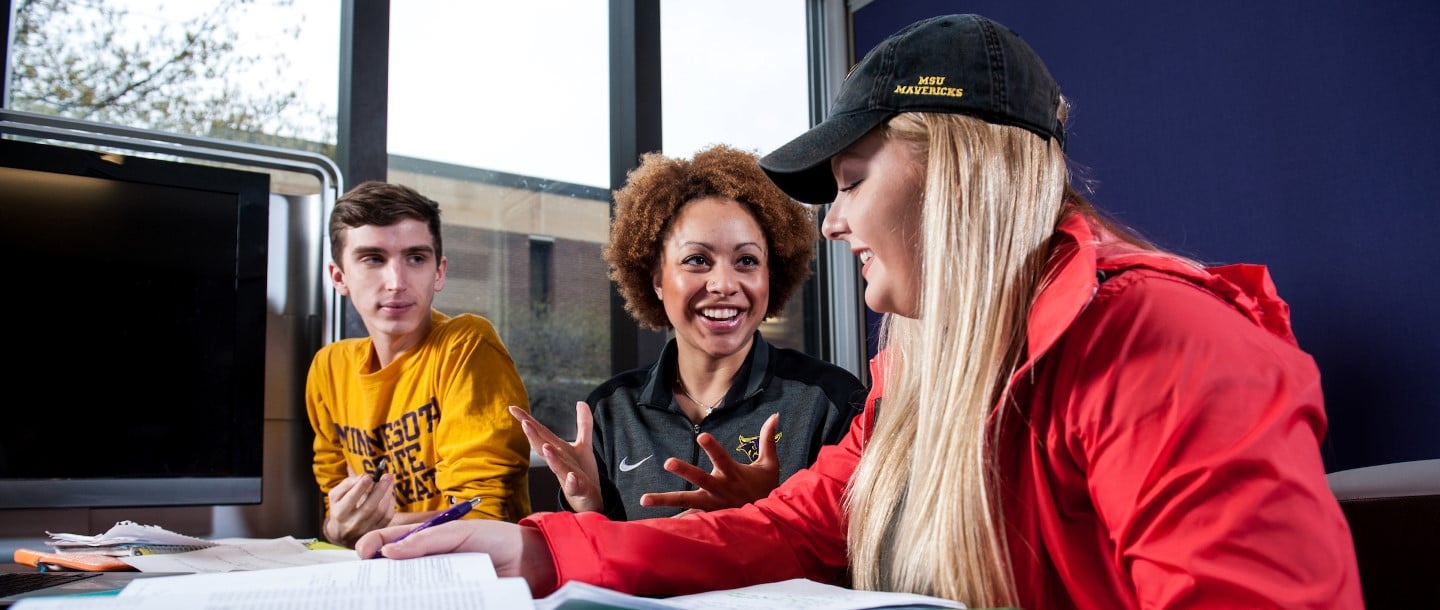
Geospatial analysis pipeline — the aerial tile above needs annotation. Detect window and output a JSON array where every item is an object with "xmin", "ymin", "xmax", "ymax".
[
  {"xmin": 529, "ymin": 237, "xmax": 555, "ymax": 312},
  {"xmin": 4, "ymin": 0, "xmax": 340, "ymax": 197},
  {"xmin": 3, "ymin": 0, "xmax": 848, "ymax": 524},
  {"xmin": 387, "ymin": 3, "xmax": 612, "ymax": 438}
]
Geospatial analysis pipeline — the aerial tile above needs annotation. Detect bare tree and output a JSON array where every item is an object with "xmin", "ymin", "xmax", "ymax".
[
  {"xmin": 506, "ymin": 303, "xmax": 610, "ymax": 439},
  {"xmin": 9, "ymin": 0, "xmax": 333, "ymax": 148}
]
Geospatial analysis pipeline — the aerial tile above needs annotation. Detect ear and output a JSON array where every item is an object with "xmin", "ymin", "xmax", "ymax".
[
  {"xmin": 327, "ymin": 261, "xmax": 349, "ymax": 296},
  {"xmin": 434, "ymin": 256, "xmax": 448, "ymax": 292},
  {"xmin": 652, "ymin": 269, "xmax": 663, "ymax": 300}
]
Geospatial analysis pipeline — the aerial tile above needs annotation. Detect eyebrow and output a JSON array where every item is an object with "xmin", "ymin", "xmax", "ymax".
[
  {"xmin": 679, "ymin": 240, "xmax": 764, "ymax": 252},
  {"xmin": 350, "ymin": 244, "xmax": 436, "ymax": 257}
]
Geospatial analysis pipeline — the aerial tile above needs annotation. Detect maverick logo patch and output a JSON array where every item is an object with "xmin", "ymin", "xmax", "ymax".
[
  {"xmin": 736, "ymin": 430, "xmax": 783, "ymax": 462},
  {"xmin": 894, "ymin": 75, "xmax": 964, "ymax": 99}
]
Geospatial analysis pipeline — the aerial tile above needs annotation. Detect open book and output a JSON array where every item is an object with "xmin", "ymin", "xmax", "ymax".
[
  {"xmin": 11, "ymin": 553, "xmax": 531, "ymax": 609},
  {"xmin": 11, "ymin": 553, "xmax": 964, "ymax": 610},
  {"xmin": 537, "ymin": 578, "xmax": 966, "ymax": 610}
]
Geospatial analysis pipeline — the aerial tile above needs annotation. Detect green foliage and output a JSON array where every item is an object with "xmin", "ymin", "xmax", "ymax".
[{"xmin": 10, "ymin": 0, "xmax": 333, "ymax": 144}]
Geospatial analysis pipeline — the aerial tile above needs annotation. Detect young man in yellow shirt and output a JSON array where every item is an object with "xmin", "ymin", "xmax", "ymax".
[{"xmin": 306, "ymin": 181, "xmax": 531, "ymax": 548}]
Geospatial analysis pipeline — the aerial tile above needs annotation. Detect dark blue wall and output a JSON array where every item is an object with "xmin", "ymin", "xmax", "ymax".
[{"xmin": 853, "ymin": 1, "xmax": 1440, "ymax": 472}]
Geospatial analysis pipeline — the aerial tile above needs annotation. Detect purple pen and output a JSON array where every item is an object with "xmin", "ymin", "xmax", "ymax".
[{"xmin": 371, "ymin": 497, "xmax": 481, "ymax": 558}]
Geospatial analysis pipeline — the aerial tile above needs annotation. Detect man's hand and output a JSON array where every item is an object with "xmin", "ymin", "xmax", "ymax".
[
  {"xmin": 641, "ymin": 413, "xmax": 782, "ymax": 513},
  {"xmin": 323, "ymin": 465, "xmax": 397, "ymax": 548},
  {"xmin": 510, "ymin": 403, "xmax": 604, "ymax": 512}
]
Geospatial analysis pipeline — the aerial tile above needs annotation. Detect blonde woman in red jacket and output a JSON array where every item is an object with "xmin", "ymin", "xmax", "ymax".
[{"xmin": 358, "ymin": 14, "xmax": 1361, "ymax": 609}]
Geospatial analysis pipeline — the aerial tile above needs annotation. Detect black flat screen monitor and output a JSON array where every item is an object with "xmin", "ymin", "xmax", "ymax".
[{"xmin": 0, "ymin": 137, "xmax": 269, "ymax": 508}]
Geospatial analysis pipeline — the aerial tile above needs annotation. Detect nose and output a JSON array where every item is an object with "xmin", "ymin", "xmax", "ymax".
[
  {"xmin": 707, "ymin": 268, "xmax": 738, "ymax": 295},
  {"xmin": 382, "ymin": 259, "xmax": 405, "ymax": 291},
  {"xmin": 820, "ymin": 199, "xmax": 848, "ymax": 241}
]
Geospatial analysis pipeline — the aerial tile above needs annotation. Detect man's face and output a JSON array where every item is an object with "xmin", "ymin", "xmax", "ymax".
[{"xmin": 328, "ymin": 218, "xmax": 446, "ymax": 345}]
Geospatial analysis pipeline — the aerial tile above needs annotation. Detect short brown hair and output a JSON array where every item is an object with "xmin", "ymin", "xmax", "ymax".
[
  {"xmin": 604, "ymin": 144, "xmax": 818, "ymax": 330},
  {"xmin": 328, "ymin": 181, "xmax": 443, "ymax": 266}
]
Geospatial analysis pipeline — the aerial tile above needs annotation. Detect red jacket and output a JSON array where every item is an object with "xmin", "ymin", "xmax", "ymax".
[{"xmin": 524, "ymin": 212, "xmax": 1362, "ymax": 609}]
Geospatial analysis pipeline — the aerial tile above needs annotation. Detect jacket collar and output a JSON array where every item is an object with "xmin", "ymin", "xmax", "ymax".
[{"xmin": 637, "ymin": 331, "xmax": 772, "ymax": 410}]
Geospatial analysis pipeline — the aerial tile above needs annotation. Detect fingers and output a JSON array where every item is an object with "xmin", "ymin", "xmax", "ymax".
[
  {"xmin": 512, "ymin": 406, "xmax": 597, "ymax": 494},
  {"xmin": 560, "ymin": 471, "xmax": 603, "ymax": 513},
  {"xmin": 559, "ymin": 471, "xmax": 583, "ymax": 496},
  {"xmin": 540, "ymin": 444, "xmax": 583, "ymax": 485},
  {"xmin": 693, "ymin": 432, "xmax": 744, "ymax": 479},
  {"xmin": 640, "ymin": 489, "xmax": 709, "ymax": 509},
  {"xmin": 664, "ymin": 426, "xmax": 782, "ymax": 510},
  {"xmin": 379, "ymin": 493, "xmax": 398, "ymax": 525},
  {"xmin": 331, "ymin": 472, "xmax": 396, "ymax": 543},
  {"xmin": 512, "ymin": 411, "xmax": 582, "ymax": 480},
  {"xmin": 573, "ymin": 402, "xmax": 593, "ymax": 448},
  {"xmin": 359, "ymin": 521, "xmax": 464, "ymax": 560},
  {"xmin": 354, "ymin": 523, "xmax": 405, "ymax": 558},
  {"xmin": 529, "ymin": 440, "xmax": 599, "ymax": 512},
  {"xmin": 510, "ymin": 405, "xmax": 565, "ymax": 448},
  {"xmin": 516, "ymin": 419, "xmax": 558, "ymax": 461},
  {"xmin": 755, "ymin": 413, "xmax": 781, "ymax": 466},
  {"xmin": 329, "ymin": 472, "xmax": 376, "ymax": 512},
  {"xmin": 536, "ymin": 433, "xmax": 585, "ymax": 480},
  {"xmin": 663, "ymin": 455, "xmax": 718, "ymax": 489}
]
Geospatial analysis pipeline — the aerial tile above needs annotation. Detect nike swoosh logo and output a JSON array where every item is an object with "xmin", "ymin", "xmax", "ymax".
[{"xmin": 618, "ymin": 455, "xmax": 653, "ymax": 472}]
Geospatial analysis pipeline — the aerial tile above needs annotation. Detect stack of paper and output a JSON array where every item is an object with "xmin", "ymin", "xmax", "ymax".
[
  {"xmin": 11, "ymin": 553, "xmax": 533, "ymax": 609},
  {"xmin": 39, "ymin": 521, "xmax": 359, "ymax": 573},
  {"xmin": 45, "ymin": 521, "xmax": 216, "ymax": 556}
]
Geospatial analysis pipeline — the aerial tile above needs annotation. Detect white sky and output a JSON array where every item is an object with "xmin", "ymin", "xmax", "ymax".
[
  {"xmin": 126, "ymin": 1, "xmax": 810, "ymax": 190},
  {"xmin": 386, "ymin": 1, "xmax": 810, "ymax": 188}
]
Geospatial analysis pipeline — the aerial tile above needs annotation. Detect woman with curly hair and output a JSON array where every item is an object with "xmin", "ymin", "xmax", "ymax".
[{"xmin": 509, "ymin": 143, "xmax": 864, "ymax": 521}]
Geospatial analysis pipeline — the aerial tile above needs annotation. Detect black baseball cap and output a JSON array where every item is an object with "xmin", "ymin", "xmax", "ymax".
[{"xmin": 759, "ymin": 14, "xmax": 1064, "ymax": 204}]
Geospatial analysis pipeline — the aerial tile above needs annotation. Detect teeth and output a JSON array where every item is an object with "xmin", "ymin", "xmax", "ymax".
[
  {"xmin": 858, "ymin": 251, "xmax": 873, "ymax": 265},
  {"xmin": 701, "ymin": 308, "xmax": 739, "ymax": 320}
]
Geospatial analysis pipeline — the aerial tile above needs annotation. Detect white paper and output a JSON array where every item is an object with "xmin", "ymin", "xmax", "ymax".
[
  {"xmin": 536, "ymin": 580, "xmax": 679, "ymax": 610},
  {"xmin": 120, "ymin": 552, "xmax": 497, "ymax": 595},
  {"xmin": 14, "ymin": 553, "xmax": 532, "ymax": 610},
  {"xmin": 121, "ymin": 537, "xmax": 358, "ymax": 573},
  {"xmin": 536, "ymin": 578, "xmax": 965, "ymax": 610},
  {"xmin": 45, "ymin": 521, "xmax": 217, "ymax": 549},
  {"xmin": 12, "ymin": 578, "xmax": 532, "ymax": 610},
  {"xmin": 665, "ymin": 579, "xmax": 965, "ymax": 609}
]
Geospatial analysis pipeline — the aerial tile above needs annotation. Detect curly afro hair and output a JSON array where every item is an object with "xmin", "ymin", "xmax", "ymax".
[{"xmin": 603, "ymin": 144, "xmax": 819, "ymax": 331}]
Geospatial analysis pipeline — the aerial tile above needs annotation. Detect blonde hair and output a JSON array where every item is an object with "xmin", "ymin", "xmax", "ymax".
[{"xmin": 845, "ymin": 111, "xmax": 1069, "ymax": 607}]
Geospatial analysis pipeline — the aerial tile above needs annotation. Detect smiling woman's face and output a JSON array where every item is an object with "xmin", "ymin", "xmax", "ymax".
[
  {"xmin": 822, "ymin": 128, "xmax": 924, "ymax": 318},
  {"xmin": 652, "ymin": 196, "xmax": 770, "ymax": 360}
]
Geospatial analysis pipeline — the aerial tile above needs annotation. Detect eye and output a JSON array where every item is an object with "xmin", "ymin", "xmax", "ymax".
[
  {"xmin": 737, "ymin": 254, "xmax": 762, "ymax": 267},
  {"xmin": 407, "ymin": 254, "xmax": 428, "ymax": 265},
  {"xmin": 838, "ymin": 179, "xmax": 863, "ymax": 193},
  {"xmin": 681, "ymin": 254, "xmax": 710, "ymax": 267}
]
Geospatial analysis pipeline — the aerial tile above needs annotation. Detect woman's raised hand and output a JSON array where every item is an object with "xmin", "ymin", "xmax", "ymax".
[
  {"xmin": 640, "ymin": 413, "xmax": 782, "ymax": 514},
  {"xmin": 510, "ymin": 402, "xmax": 605, "ymax": 513}
]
